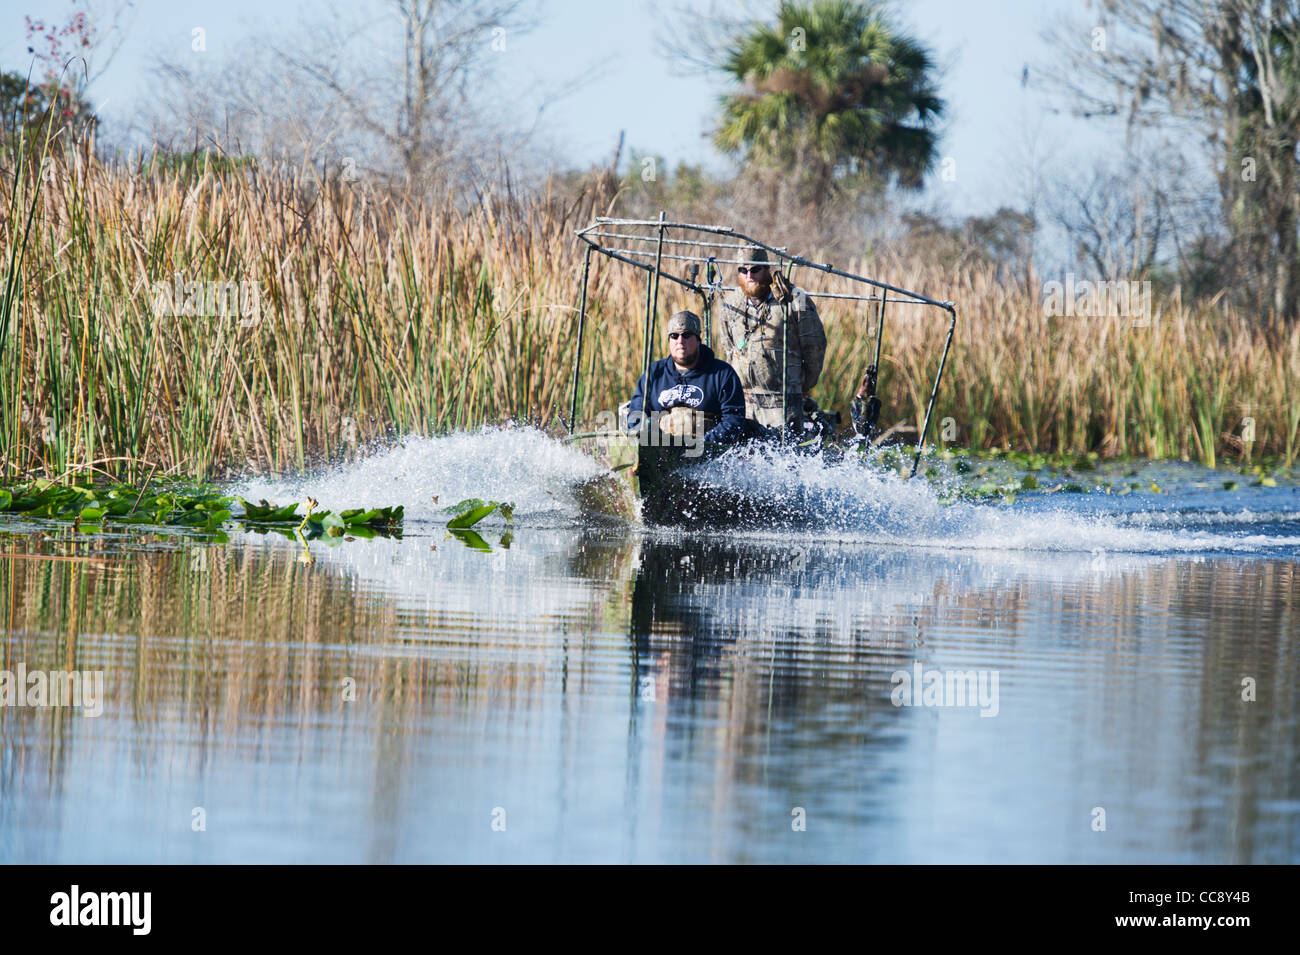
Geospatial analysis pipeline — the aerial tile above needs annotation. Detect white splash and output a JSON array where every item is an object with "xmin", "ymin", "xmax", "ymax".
[
  {"xmin": 231, "ymin": 426, "xmax": 601, "ymax": 525},
  {"xmin": 684, "ymin": 445, "xmax": 1299, "ymax": 557},
  {"xmin": 227, "ymin": 428, "xmax": 1298, "ymax": 557}
]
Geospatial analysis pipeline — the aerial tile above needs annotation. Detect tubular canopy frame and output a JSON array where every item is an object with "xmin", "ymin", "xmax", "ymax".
[{"xmin": 569, "ymin": 215, "xmax": 957, "ymax": 477}]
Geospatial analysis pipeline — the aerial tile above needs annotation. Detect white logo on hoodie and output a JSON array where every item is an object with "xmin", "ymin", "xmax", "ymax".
[{"xmin": 657, "ymin": 383, "xmax": 705, "ymax": 408}]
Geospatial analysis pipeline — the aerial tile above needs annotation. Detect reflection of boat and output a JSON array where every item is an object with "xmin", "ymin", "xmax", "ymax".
[{"xmin": 563, "ymin": 215, "xmax": 957, "ymax": 526}]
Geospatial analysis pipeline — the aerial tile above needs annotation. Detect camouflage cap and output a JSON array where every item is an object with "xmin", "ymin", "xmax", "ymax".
[
  {"xmin": 666, "ymin": 310, "xmax": 701, "ymax": 334},
  {"xmin": 737, "ymin": 244, "xmax": 769, "ymax": 266}
]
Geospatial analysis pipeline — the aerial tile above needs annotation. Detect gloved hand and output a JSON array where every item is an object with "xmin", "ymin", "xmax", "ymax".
[{"xmin": 771, "ymin": 270, "xmax": 793, "ymax": 304}]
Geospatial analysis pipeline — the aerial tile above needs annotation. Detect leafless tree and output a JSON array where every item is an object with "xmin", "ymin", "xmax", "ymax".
[
  {"xmin": 652, "ymin": 0, "xmax": 775, "ymax": 75},
  {"xmin": 287, "ymin": 0, "xmax": 535, "ymax": 189},
  {"xmin": 145, "ymin": 0, "xmax": 553, "ymax": 196},
  {"xmin": 1050, "ymin": 143, "xmax": 1179, "ymax": 278},
  {"xmin": 1041, "ymin": 0, "xmax": 1300, "ymax": 319}
]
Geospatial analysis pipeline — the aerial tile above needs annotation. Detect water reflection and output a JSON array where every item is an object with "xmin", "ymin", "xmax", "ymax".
[{"xmin": 0, "ymin": 523, "xmax": 1296, "ymax": 862}]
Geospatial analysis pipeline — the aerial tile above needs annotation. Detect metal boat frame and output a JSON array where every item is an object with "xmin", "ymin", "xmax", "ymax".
[
  {"xmin": 567, "ymin": 213, "xmax": 957, "ymax": 476},
  {"xmin": 564, "ymin": 213, "xmax": 958, "ymax": 522}
]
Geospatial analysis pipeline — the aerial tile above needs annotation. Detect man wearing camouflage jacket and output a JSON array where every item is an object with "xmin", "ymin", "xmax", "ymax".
[{"xmin": 715, "ymin": 245, "xmax": 827, "ymax": 430}]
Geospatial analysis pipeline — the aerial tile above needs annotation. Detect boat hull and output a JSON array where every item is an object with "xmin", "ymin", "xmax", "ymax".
[{"xmin": 567, "ymin": 430, "xmax": 856, "ymax": 527}]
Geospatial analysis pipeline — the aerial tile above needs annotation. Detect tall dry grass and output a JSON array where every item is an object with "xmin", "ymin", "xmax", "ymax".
[{"xmin": 2, "ymin": 142, "xmax": 1297, "ymax": 482}]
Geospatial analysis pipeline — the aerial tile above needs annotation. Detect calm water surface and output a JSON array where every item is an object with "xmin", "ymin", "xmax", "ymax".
[{"xmin": 2, "ymin": 431, "xmax": 1298, "ymax": 863}]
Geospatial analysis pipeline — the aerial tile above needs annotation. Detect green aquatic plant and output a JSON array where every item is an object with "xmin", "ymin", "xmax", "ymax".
[
  {"xmin": 238, "ymin": 496, "xmax": 404, "ymax": 538},
  {"xmin": 0, "ymin": 480, "xmax": 402, "ymax": 539},
  {"xmin": 444, "ymin": 499, "xmax": 515, "ymax": 529},
  {"xmin": 0, "ymin": 480, "xmax": 231, "ymax": 531},
  {"xmin": 241, "ymin": 499, "xmax": 305, "ymax": 522}
]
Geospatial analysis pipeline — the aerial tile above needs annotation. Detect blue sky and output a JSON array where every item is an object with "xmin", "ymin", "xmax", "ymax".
[{"xmin": 4, "ymin": 0, "xmax": 1122, "ymax": 218}]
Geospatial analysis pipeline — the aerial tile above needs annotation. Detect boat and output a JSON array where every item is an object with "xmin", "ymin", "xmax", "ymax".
[{"xmin": 562, "ymin": 214, "xmax": 957, "ymax": 526}]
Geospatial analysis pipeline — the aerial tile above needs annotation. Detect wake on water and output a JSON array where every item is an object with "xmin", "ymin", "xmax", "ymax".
[{"xmin": 231, "ymin": 426, "xmax": 1299, "ymax": 558}]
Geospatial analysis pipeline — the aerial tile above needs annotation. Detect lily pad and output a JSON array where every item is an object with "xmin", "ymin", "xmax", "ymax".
[
  {"xmin": 447, "ymin": 501, "xmax": 500, "ymax": 528},
  {"xmin": 240, "ymin": 498, "xmax": 300, "ymax": 522}
]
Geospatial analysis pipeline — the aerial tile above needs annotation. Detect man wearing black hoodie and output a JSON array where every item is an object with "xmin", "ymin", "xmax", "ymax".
[{"xmin": 626, "ymin": 310, "xmax": 746, "ymax": 446}]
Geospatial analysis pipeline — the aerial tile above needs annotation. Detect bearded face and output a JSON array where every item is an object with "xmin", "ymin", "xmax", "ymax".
[{"xmin": 737, "ymin": 265, "xmax": 772, "ymax": 301}]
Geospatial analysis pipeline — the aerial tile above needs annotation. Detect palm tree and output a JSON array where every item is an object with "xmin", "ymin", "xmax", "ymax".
[{"xmin": 714, "ymin": 0, "xmax": 945, "ymax": 213}]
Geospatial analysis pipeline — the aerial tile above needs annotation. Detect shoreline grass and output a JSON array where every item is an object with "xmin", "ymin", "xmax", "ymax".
[{"xmin": 3, "ymin": 144, "xmax": 1298, "ymax": 483}]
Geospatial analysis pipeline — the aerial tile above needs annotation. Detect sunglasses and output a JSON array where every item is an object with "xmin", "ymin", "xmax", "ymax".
[
  {"xmin": 737, "ymin": 265, "xmax": 769, "ymax": 276},
  {"xmin": 668, "ymin": 332, "xmax": 698, "ymax": 340}
]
